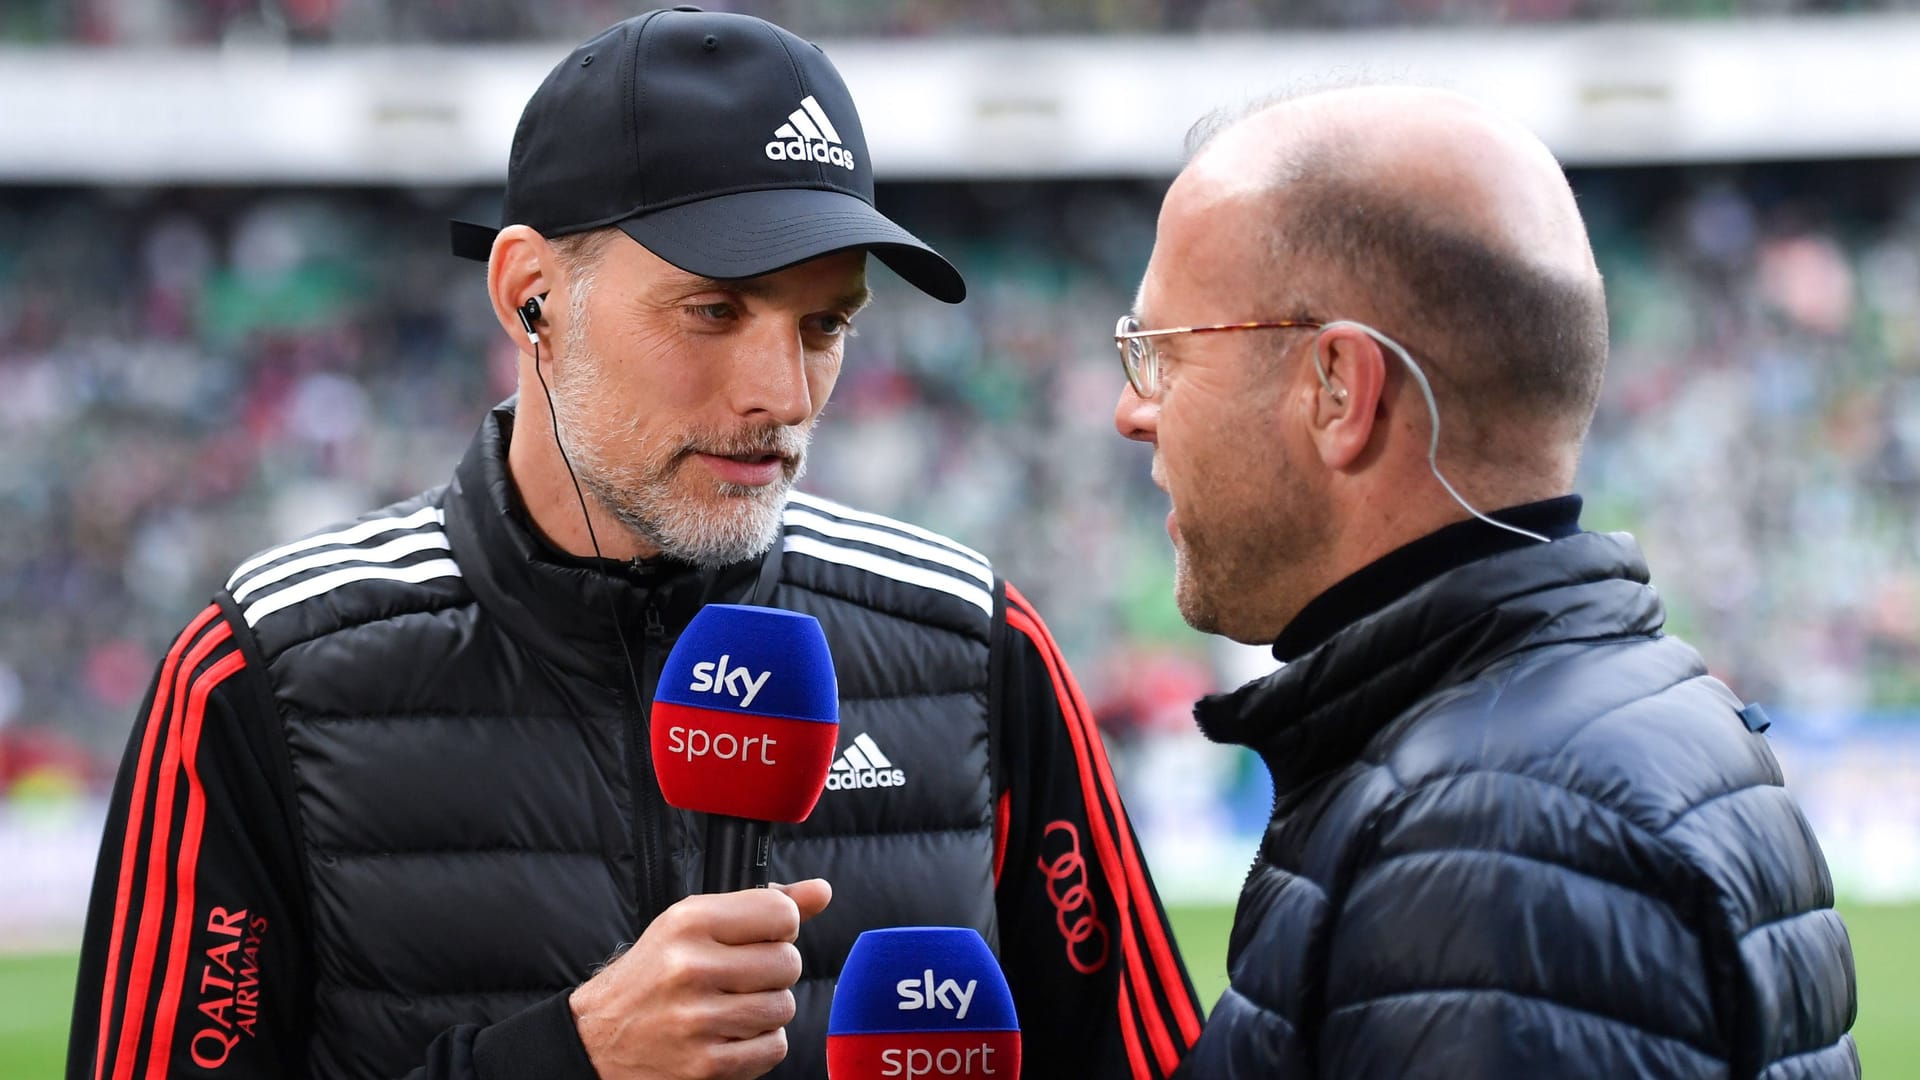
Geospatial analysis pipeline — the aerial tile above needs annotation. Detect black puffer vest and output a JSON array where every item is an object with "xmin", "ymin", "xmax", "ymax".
[
  {"xmin": 226, "ymin": 405, "xmax": 1002, "ymax": 1078},
  {"xmin": 1183, "ymin": 532, "xmax": 1858, "ymax": 1079}
]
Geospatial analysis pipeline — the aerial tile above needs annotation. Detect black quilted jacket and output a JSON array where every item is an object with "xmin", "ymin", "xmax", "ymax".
[
  {"xmin": 1182, "ymin": 529, "xmax": 1859, "ymax": 1079},
  {"xmin": 70, "ymin": 403, "xmax": 1200, "ymax": 1079}
]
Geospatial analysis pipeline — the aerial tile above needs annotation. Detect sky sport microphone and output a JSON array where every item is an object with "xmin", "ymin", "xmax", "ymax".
[
  {"xmin": 827, "ymin": 927, "xmax": 1020, "ymax": 1080},
  {"xmin": 652, "ymin": 604, "xmax": 839, "ymax": 893}
]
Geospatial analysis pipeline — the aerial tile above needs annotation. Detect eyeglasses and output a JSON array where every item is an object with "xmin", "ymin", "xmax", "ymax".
[{"xmin": 1114, "ymin": 314, "xmax": 1325, "ymax": 398}]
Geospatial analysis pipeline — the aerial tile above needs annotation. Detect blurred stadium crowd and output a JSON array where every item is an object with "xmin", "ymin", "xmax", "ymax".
[
  {"xmin": 4, "ymin": 0, "xmax": 1913, "ymax": 44},
  {"xmin": 1, "ymin": 161, "xmax": 1917, "ymax": 805}
]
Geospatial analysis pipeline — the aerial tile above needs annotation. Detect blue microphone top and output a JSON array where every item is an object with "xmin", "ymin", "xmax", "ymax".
[
  {"xmin": 655, "ymin": 604, "xmax": 839, "ymax": 723},
  {"xmin": 829, "ymin": 927, "xmax": 1019, "ymax": 1035}
]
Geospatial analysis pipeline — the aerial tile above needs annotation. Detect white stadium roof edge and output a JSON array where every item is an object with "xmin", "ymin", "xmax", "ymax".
[{"xmin": 4, "ymin": 15, "xmax": 1920, "ymax": 184}]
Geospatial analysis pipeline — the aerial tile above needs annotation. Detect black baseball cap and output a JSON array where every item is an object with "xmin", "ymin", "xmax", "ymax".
[{"xmin": 451, "ymin": 7, "xmax": 965, "ymax": 304}]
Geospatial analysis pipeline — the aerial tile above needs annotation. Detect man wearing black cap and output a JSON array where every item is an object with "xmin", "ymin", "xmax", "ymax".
[{"xmin": 68, "ymin": 9, "xmax": 1200, "ymax": 1080}]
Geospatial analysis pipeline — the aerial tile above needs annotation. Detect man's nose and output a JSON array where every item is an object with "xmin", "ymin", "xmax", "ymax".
[
  {"xmin": 732, "ymin": 326, "xmax": 814, "ymax": 427},
  {"xmin": 1114, "ymin": 383, "xmax": 1158, "ymax": 444}
]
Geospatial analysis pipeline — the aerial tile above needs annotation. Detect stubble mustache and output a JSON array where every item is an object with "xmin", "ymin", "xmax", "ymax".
[{"xmin": 658, "ymin": 421, "xmax": 815, "ymax": 486}]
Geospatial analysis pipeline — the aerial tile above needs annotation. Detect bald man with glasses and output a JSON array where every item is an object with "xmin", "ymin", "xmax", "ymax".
[{"xmin": 1114, "ymin": 86, "xmax": 1859, "ymax": 1080}]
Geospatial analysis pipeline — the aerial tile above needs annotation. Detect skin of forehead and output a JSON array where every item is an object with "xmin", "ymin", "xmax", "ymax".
[{"xmin": 1181, "ymin": 86, "xmax": 1599, "ymax": 281}]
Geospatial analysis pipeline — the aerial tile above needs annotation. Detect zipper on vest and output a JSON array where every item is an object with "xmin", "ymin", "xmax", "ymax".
[{"xmin": 627, "ymin": 598, "xmax": 674, "ymax": 926}]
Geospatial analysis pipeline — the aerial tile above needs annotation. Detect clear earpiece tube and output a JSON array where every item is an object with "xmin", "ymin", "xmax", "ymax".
[{"xmin": 1314, "ymin": 320, "xmax": 1550, "ymax": 546}]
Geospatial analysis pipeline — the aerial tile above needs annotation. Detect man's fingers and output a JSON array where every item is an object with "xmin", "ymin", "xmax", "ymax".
[
  {"xmin": 706, "ymin": 989, "xmax": 800, "ymax": 1041},
  {"xmin": 706, "ymin": 1026, "xmax": 791, "ymax": 1080},
  {"xmin": 770, "ymin": 878, "xmax": 832, "ymax": 924},
  {"xmin": 703, "ymin": 940, "xmax": 804, "ymax": 994},
  {"xmin": 688, "ymin": 889, "xmax": 803, "ymax": 946}
]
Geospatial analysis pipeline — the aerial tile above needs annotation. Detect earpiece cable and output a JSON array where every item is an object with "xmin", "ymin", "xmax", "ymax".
[
  {"xmin": 1315, "ymin": 320, "xmax": 1551, "ymax": 546},
  {"xmin": 532, "ymin": 334, "xmax": 652, "ymax": 713}
]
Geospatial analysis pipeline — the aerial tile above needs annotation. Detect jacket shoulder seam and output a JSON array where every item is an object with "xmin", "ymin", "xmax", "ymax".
[
  {"xmin": 1323, "ymin": 985, "xmax": 1724, "ymax": 1062},
  {"xmin": 1656, "ymin": 782, "xmax": 1781, "ymax": 838},
  {"xmin": 1352, "ymin": 844, "xmax": 1689, "ymax": 908},
  {"xmin": 1755, "ymin": 1034, "xmax": 1857, "ymax": 1073},
  {"xmin": 257, "ymin": 592, "xmax": 478, "ymax": 663},
  {"xmin": 1367, "ymin": 762, "xmax": 1718, "ymax": 857}
]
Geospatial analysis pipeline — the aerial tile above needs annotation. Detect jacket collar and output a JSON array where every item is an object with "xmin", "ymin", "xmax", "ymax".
[
  {"xmin": 1194, "ymin": 530, "xmax": 1663, "ymax": 796},
  {"xmin": 1271, "ymin": 496, "xmax": 1585, "ymax": 662},
  {"xmin": 442, "ymin": 401, "xmax": 766, "ymax": 677}
]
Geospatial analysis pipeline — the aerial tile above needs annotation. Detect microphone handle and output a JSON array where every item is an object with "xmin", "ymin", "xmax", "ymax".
[{"xmin": 703, "ymin": 814, "xmax": 773, "ymax": 892}]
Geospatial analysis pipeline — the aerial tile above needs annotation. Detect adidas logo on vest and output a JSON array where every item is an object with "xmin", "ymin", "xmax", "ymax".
[
  {"xmin": 824, "ymin": 732, "xmax": 906, "ymax": 791},
  {"xmin": 765, "ymin": 95, "xmax": 856, "ymax": 170}
]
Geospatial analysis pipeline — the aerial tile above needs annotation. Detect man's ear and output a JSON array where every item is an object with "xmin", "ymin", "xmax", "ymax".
[
  {"xmin": 1307, "ymin": 324, "xmax": 1387, "ymax": 470},
  {"xmin": 487, "ymin": 225, "xmax": 553, "ymax": 352}
]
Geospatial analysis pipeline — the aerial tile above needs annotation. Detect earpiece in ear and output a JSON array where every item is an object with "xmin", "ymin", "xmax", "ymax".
[
  {"xmin": 1311, "ymin": 331, "xmax": 1346, "ymax": 405},
  {"xmin": 516, "ymin": 295, "xmax": 544, "ymax": 341}
]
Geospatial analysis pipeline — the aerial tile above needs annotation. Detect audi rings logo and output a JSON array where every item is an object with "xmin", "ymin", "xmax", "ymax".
[{"xmin": 1037, "ymin": 820, "xmax": 1110, "ymax": 974}]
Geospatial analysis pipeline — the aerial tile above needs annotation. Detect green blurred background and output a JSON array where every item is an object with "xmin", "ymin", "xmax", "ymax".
[{"xmin": 4, "ymin": 3, "xmax": 1919, "ymax": 1078}]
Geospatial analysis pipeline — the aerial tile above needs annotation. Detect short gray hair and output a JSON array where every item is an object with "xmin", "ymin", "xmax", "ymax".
[
  {"xmin": 548, "ymin": 227, "xmax": 620, "ymax": 277},
  {"xmin": 1183, "ymin": 75, "xmax": 1393, "ymax": 161},
  {"xmin": 1275, "ymin": 185, "xmax": 1609, "ymax": 452},
  {"xmin": 1182, "ymin": 84, "xmax": 1609, "ymax": 455}
]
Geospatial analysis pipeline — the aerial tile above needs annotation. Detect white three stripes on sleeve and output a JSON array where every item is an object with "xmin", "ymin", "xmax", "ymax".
[
  {"xmin": 781, "ymin": 494, "xmax": 993, "ymax": 615},
  {"xmin": 230, "ymin": 531, "xmax": 452, "ymax": 602},
  {"xmin": 242, "ymin": 559, "xmax": 463, "ymax": 627},
  {"xmin": 785, "ymin": 492, "xmax": 989, "ymax": 567},
  {"xmin": 227, "ymin": 506, "xmax": 461, "ymax": 627},
  {"xmin": 228, "ymin": 506, "xmax": 446, "ymax": 586},
  {"xmin": 782, "ymin": 535, "xmax": 992, "ymax": 615},
  {"xmin": 782, "ymin": 508, "xmax": 991, "ymax": 586}
]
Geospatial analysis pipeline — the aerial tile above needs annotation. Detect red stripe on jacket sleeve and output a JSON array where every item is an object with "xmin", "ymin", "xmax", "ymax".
[
  {"xmin": 92, "ymin": 604, "xmax": 222, "ymax": 1080},
  {"xmin": 1006, "ymin": 593, "xmax": 1185, "ymax": 1078},
  {"xmin": 1007, "ymin": 601, "xmax": 1169, "ymax": 1076},
  {"xmin": 107, "ymin": 615, "xmax": 237, "ymax": 1080},
  {"xmin": 992, "ymin": 789, "xmax": 1011, "ymax": 886},
  {"xmin": 146, "ymin": 648, "xmax": 249, "ymax": 1077},
  {"xmin": 1118, "ymin": 981, "xmax": 1152, "ymax": 1080},
  {"xmin": 1007, "ymin": 586, "xmax": 1203, "ymax": 1047}
]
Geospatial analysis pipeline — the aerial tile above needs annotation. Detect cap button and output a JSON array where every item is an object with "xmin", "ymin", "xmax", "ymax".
[{"xmin": 671, "ymin": 4, "xmax": 703, "ymax": 10}]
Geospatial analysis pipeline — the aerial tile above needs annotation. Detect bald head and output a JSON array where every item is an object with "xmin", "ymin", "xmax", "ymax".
[{"xmin": 1184, "ymin": 86, "xmax": 1609, "ymax": 464}]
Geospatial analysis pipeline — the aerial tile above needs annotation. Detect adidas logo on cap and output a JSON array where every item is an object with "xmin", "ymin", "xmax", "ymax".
[
  {"xmin": 765, "ymin": 95, "xmax": 856, "ymax": 170},
  {"xmin": 824, "ymin": 732, "xmax": 906, "ymax": 791}
]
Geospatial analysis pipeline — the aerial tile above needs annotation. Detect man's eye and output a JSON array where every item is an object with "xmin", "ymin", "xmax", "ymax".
[
  {"xmin": 811, "ymin": 314, "xmax": 855, "ymax": 338},
  {"xmin": 691, "ymin": 302, "xmax": 737, "ymax": 322}
]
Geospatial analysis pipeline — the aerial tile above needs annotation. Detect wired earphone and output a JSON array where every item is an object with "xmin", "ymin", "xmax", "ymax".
[
  {"xmin": 1311, "ymin": 320, "xmax": 1551, "ymax": 546},
  {"xmin": 519, "ymin": 292, "xmax": 653, "ymax": 716}
]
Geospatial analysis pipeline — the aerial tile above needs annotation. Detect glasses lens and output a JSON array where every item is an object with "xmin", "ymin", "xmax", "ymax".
[{"xmin": 1116, "ymin": 315, "xmax": 1154, "ymax": 397}]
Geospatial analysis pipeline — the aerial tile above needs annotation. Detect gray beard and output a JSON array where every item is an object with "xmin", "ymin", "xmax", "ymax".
[
  {"xmin": 545, "ymin": 298, "xmax": 812, "ymax": 568},
  {"xmin": 580, "ymin": 454, "xmax": 805, "ymax": 568}
]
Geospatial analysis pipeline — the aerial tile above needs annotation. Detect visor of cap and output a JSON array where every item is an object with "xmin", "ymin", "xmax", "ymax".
[
  {"xmin": 618, "ymin": 188, "xmax": 965, "ymax": 304},
  {"xmin": 450, "ymin": 219, "xmax": 501, "ymax": 262},
  {"xmin": 449, "ymin": 193, "xmax": 965, "ymax": 304}
]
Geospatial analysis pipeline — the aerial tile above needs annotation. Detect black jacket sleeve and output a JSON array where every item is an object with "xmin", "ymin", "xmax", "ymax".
[
  {"xmin": 67, "ymin": 604, "xmax": 311, "ymax": 1078},
  {"xmin": 990, "ymin": 584, "xmax": 1203, "ymax": 1080},
  {"xmin": 68, "ymin": 602, "xmax": 603, "ymax": 1080},
  {"xmin": 409, "ymin": 993, "xmax": 600, "ymax": 1080}
]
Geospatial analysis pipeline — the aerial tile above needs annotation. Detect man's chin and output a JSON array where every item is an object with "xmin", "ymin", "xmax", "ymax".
[
  {"xmin": 1172, "ymin": 563, "xmax": 1220, "ymax": 637},
  {"xmin": 622, "ymin": 488, "xmax": 792, "ymax": 567}
]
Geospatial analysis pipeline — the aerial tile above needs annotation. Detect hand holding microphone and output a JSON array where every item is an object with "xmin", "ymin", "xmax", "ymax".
[
  {"xmin": 570, "ymin": 879, "xmax": 831, "ymax": 1080},
  {"xmin": 570, "ymin": 605, "xmax": 842, "ymax": 1079},
  {"xmin": 828, "ymin": 928, "xmax": 1021, "ymax": 1079}
]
